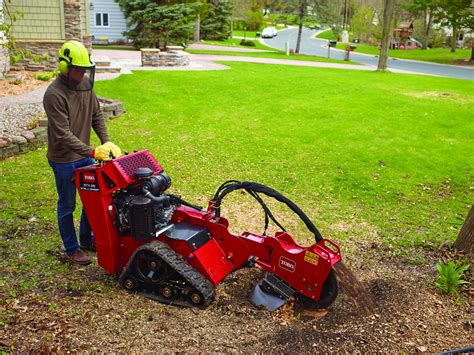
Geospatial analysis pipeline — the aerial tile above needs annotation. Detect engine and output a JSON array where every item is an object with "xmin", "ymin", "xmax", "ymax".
[{"xmin": 113, "ymin": 167, "xmax": 177, "ymax": 240}]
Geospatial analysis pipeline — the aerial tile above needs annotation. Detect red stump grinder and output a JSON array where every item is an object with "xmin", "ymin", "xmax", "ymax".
[{"xmin": 75, "ymin": 150, "xmax": 341, "ymax": 310}]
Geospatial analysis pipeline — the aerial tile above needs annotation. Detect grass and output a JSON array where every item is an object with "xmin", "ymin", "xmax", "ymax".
[
  {"xmin": 232, "ymin": 30, "xmax": 261, "ymax": 38},
  {"xmin": 2, "ymin": 63, "xmax": 472, "ymax": 244},
  {"xmin": 0, "ymin": 63, "xmax": 472, "ymax": 315},
  {"xmin": 92, "ymin": 45, "xmax": 137, "ymax": 51},
  {"xmin": 334, "ymin": 43, "xmax": 473, "ymax": 65},
  {"xmin": 232, "ymin": 26, "xmax": 288, "ymax": 38},
  {"xmin": 316, "ymin": 29, "xmax": 337, "ymax": 41},
  {"xmin": 201, "ymin": 38, "xmax": 275, "ymax": 51},
  {"xmin": 186, "ymin": 49, "xmax": 358, "ymax": 64}
]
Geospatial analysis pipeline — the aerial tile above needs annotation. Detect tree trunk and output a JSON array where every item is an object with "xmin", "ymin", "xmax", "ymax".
[
  {"xmin": 295, "ymin": 0, "xmax": 305, "ymax": 54},
  {"xmin": 343, "ymin": 0, "xmax": 348, "ymax": 30},
  {"xmin": 193, "ymin": 13, "xmax": 201, "ymax": 43},
  {"xmin": 366, "ymin": 7, "xmax": 376, "ymax": 43},
  {"xmin": 422, "ymin": 9, "xmax": 432, "ymax": 50},
  {"xmin": 471, "ymin": 41, "xmax": 474, "ymax": 61},
  {"xmin": 450, "ymin": 26, "xmax": 456, "ymax": 52},
  {"xmin": 377, "ymin": 0, "xmax": 394, "ymax": 71},
  {"xmin": 454, "ymin": 205, "xmax": 474, "ymax": 257}
]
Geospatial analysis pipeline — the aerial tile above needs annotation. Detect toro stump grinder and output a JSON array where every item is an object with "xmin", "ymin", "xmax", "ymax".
[{"xmin": 75, "ymin": 150, "xmax": 341, "ymax": 310}]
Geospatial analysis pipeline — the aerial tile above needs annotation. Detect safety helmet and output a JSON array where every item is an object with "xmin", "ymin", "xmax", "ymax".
[{"xmin": 58, "ymin": 40, "xmax": 96, "ymax": 91}]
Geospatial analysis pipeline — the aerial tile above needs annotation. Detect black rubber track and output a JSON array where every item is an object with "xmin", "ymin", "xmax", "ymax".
[{"xmin": 119, "ymin": 241, "xmax": 215, "ymax": 308}]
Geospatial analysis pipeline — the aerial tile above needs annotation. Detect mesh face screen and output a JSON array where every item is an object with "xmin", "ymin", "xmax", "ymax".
[{"xmin": 114, "ymin": 151, "xmax": 162, "ymax": 179}]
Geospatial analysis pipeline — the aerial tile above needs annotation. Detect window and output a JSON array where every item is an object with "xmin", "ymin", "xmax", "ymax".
[{"xmin": 95, "ymin": 13, "xmax": 109, "ymax": 27}]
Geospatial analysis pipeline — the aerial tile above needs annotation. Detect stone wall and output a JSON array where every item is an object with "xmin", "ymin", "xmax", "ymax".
[
  {"xmin": 0, "ymin": 45, "xmax": 10, "ymax": 79},
  {"xmin": 11, "ymin": 40, "xmax": 63, "ymax": 71},
  {"xmin": 0, "ymin": 98, "xmax": 125, "ymax": 160},
  {"xmin": 98, "ymin": 97, "xmax": 126, "ymax": 120},
  {"xmin": 140, "ymin": 47, "xmax": 190, "ymax": 67},
  {"xmin": 0, "ymin": 127, "xmax": 47, "ymax": 160},
  {"xmin": 64, "ymin": 0, "xmax": 82, "ymax": 42}
]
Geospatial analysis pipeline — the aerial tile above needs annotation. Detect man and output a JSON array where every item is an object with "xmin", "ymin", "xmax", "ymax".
[{"xmin": 43, "ymin": 40, "xmax": 122, "ymax": 265}]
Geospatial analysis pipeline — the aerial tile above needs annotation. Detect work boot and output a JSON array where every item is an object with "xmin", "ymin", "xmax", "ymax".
[
  {"xmin": 80, "ymin": 241, "xmax": 96, "ymax": 253},
  {"xmin": 67, "ymin": 249, "xmax": 91, "ymax": 265}
]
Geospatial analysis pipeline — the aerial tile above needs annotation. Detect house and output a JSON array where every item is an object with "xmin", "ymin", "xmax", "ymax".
[
  {"xmin": 89, "ymin": 0, "xmax": 128, "ymax": 43},
  {"xmin": 1, "ymin": 0, "xmax": 92, "ymax": 74}
]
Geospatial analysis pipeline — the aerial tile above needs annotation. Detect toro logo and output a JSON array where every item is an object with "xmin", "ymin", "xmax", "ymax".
[
  {"xmin": 83, "ymin": 173, "xmax": 96, "ymax": 183},
  {"xmin": 279, "ymin": 256, "xmax": 296, "ymax": 272}
]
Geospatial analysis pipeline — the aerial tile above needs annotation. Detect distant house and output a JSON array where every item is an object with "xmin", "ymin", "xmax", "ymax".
[
  {"xmin": 89, "ymin": 0, "xmax": 128, "ymax": 43},
  {"xmin": 1, "ymin": 0, "xmax": 92, "ymax": 74}
]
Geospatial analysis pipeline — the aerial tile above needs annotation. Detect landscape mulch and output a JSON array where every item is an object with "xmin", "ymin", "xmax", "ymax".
[{"xmin": 1, "ymin": 237, "xmax": 471, "ymax": 353}]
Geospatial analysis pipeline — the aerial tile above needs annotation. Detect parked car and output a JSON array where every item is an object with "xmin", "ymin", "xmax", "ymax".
[{"xmin": 261, "ymin": 27, "xmax": 277, "ymax": 38}]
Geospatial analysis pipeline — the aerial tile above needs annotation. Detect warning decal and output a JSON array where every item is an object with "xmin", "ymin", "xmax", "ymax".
[{"xmin": 304, "ymin": 250, "xmax": 319, "ymax": 266}]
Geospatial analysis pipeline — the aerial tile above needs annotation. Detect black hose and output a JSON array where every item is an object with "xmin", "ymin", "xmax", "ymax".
[
  {"xmin": 213, "ymin": 181, "xmax": 323, "ymax": 242},
  {"xmin": 436, "ymin": 346, "xmax": 474, "ymax": 355},
  {"xmin": 169, "ymin": 194, "xmax": 203, "ymax": 211},
  {"xmin": 143, "ymin": 190, "xmax": 170, "ymax": 206}
]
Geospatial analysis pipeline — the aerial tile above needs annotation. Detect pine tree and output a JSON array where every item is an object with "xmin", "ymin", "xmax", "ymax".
[
  {"xmin": 116, "ymin": 1, "xmax": 196, "ymax": 49},
  {"xmin": 201, "ymin": 0, "xmax": 233, "ymax": 40}
]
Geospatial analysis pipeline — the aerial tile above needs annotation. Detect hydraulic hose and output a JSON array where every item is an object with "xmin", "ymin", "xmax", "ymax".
[
  {"xmin": 213, "ymin": 181, "xmax": 323, "ymax": 242},
  {"xmin": 143, "ymin": 189, "xmax": 203, "ymax": 211},
  {"xmin": 169, "ymin": 194, "xmax": 203, "ymax": 211}
]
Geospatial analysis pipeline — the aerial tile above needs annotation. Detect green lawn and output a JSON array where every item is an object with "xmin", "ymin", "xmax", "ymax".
[
  {"xmin": 232, "ymin": 30, "xmax": 261, "ymax": 38},
  {"xmin": 1, "ymin": 63, "xmax": 472, "ymax": 255},
  {"xmin": 201, "ymin": 38, "xmax": 275, "ymax": 51},
  {"xmin": 316, "ymin": 29, "xmax": 337, "ymax": 41},
  {"xmin": 232, "ymin": 26, "xmax": 288, "ymax": 38},
  {"xmin": 92, "ymin": 45, "xmax": 137, "ymax": 51},
  {"xmin": 335, "ymin": 43, "xmax": 472, "ymax": 65},
  {"xmin": 186, "ymin": 49, "xmax": 358, "ymax": 64},
  {"xmin": 1, "ymin": 63, "xmax": 472, "ymax": 332}
]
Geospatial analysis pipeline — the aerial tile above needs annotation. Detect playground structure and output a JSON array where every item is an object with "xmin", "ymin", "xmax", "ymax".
[{"xmin": 391, "ymin": 21, "xmax": 423, "ymax": 50}]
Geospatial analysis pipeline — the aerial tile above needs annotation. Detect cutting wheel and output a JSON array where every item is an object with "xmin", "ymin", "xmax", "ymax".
[{"xmin": 298, "ymin": 270, "xmax": 338, "ymax": 309}]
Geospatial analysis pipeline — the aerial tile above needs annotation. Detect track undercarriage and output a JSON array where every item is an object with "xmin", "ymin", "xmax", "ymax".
[{"xmin": 119, "ymin": 241, "xmax": 215, "ymax": 308}]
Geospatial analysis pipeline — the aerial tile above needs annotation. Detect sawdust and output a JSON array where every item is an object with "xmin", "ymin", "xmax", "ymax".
[
  {"xmin": 0, "ymin": 71, "xmax": 50, "ymax": 97},
  {"xmin": 1, "ymin": 247, "xmax": 472, "ymax": 352},
  {"xmin": 1, "ymin": 211, "xmax": 472, "ymax": 352},
  {"xmin": 334, "ymin": 262, "xmax": 375, "ymax": 315}
]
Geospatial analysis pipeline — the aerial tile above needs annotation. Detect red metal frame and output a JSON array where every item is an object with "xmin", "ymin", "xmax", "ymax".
[{"xmin": 75, "ymin": 150, "xmax": 341, "ymax": 301}]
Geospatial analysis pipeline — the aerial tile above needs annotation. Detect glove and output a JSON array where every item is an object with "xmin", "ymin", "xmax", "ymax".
[
  {"xmin": 92, "ymin": 143, "xmax": 112, "ymax": 161},
  {"xmin": 104, "ymin": 142, "xmax": 122, "ymax": 158}
]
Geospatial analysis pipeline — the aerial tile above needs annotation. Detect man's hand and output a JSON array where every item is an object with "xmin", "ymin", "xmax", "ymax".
[
  {"xmin": 104, "ymin": 142, "xmax": 122, "ymax": 158},
  {"xmin": 92, "ymin": 144, "xmax": 113, "ymax": 161}
]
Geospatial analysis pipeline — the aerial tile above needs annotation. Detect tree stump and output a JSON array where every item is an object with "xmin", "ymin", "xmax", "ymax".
[{"xmin": 454, "ymin": 205, "xmax": 474, "ymax": 258}]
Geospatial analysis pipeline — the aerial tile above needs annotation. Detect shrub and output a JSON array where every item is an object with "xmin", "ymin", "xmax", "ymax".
[
  {"xmin": 35, "ymin": 70, "xmax": 58, "ymax": 82},
  {"xmin": 233, "ymin": 20, "xmax": 247, "ymax": 30},
  {"xmin": 239, "ymin": 39, "xmax": 256, "ymax": 47},
  {"xmin": 112, "ymin": 39, "xmax": 128, "ymax": 46},
  {"xmin": 435, "ymin": 259, "xmax": 470, "ymax": 299}
]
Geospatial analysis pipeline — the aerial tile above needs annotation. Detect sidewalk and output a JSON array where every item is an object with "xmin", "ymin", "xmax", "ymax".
[{"xmin": 187, "ymin": 43, "xmax": 273, "ymax": 52}]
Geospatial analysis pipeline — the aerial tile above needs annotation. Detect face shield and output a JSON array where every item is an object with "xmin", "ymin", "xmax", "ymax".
[{"xmin": 66, "ymin": 64, "xmax": 96, "ymax": 91}]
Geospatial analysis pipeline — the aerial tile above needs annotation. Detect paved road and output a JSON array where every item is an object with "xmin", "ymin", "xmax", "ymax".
[{"xmin": 263, "ymin": 28, "xmax": 474, "ymax": 81}]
